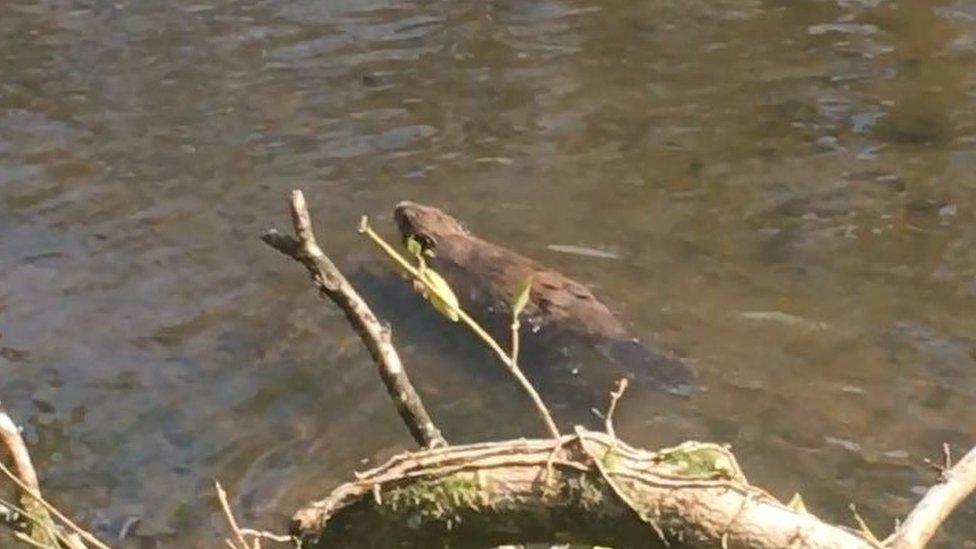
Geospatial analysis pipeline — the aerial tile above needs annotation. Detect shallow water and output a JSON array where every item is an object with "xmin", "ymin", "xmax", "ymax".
[{"xmin": 1, "ymin": 0, "xmax": 975, "ymax": 546}]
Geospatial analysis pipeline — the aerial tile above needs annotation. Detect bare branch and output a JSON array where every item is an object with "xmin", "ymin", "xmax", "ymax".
[
  {"xmin": 890, "ymin": 444, "xmax": 976, "ymax": 549},
  {"xmin": 215, "ymin": 481, "xmax": 249, "ymax": 549},
  {"xmin": 215, "ymin": 480, "xmax": 296, "ymax": 548},
  {"xmin": 262, "ymin": 190, "xmax": 446, "ymax": 449},
  {"xmin": 0, "ymin": 403, "xmax": 102, "ymax": 549},
  {"xmin": 1, "ymin": 404, "xmax": 86, "ymax": 548},
  {"xmin": 0, "ymin": 404, "xmax": 55, "ymax": 546},
  {"xmin": 0, "ymin": 405, "xmax": 41, "ymax": 496},
  {"xmin": 238, "ymin": 529, "xmax": 294, "ymax": 544},
  {"xmin": 510, "ymin": 318, "xmax": 521, "ymax": 369}
]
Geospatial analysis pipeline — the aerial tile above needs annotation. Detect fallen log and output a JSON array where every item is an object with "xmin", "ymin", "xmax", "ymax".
[{"xmin": 291, "ymin": 431, "xmax": 875, "ymax": 548}]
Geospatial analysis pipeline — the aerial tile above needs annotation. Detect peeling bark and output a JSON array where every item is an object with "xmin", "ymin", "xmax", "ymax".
[
  {"xmin": 292, "ymin": 431, "xmax": 874, "ymax": 548},
  {"xmin": 262, "ymin": 190, "xmax": 446, "ymax": 449}
]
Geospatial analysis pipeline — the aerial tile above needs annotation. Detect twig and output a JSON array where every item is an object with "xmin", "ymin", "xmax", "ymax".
[
  {"xmin": 214, "ymin": 482, "xmax": 305, "ymax": 548},
  {"xmin": 922, "ymin": 443, "xmax": 953, "ymax": 482},
  {"xmin": 360, "ymin": 218, "xmax": 561, "ymax": 440},
  {"xmin": 238, "ymin": 528, "xmax": 294, "ymax": 543},
  {"xmin": 0, "ymin": 495, "xmax": 85, "ymax": 549},
  {"xmin": 262, "ymin": 190, "xmax": 446, "ymax": 449},
  {"xmin": 0, "ymin": 460, "xmax": 103, "ymax": 549},
  {"xmin": 604, "ymin": 378, "xmax": 629, "ymax": 439},
  {"xmin": 13, "ymin": 532, "xmax": 50, "ymax": 549},
  {"xmin": 0, "ymin": 405, "xmax": 42, "ymax": 496},
  {"xmin": 0, "ymin": 403, "xmax": 92, "ymax": 549},
  {"xmin": 215, "ymin": 481, "xmax": 249, "ymax": 549},
  {"xmin": 889, "ymin": 444, "xmax": 976, "ymax": 549},
  {"xmin": 0, "ymin": 404, "xmax": 54, "ymax": 547},
  {"xmin": 0, "ymin": 497, "xmax": 40, "ymax": 538},
  {"xmin": 510, "ymin": 319, "xmax": 521, "ymax": 367},
  {"xmin": 848, "ymin": 503, "xmax": 882, "ymax": 546}
]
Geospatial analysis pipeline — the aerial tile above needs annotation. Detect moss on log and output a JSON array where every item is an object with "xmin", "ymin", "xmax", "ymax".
[{"xmin": 291, "ymin": 431, "xmax": 874, "ymax": 548}]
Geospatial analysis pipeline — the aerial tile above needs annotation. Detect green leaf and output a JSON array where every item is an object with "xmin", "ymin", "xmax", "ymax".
[
  {"xmin": 405, "ymin": 236, "xmax": 424, "ymax": 259},
  {"xmin": 512, "ymin": 276, "xmax": 533, "ymax": 318},
  {"xmin": 422, "ymin": 267, "xmax": 460, "ymax": 322},
  {"xmin": 787, "ymin": 493, "xmax": 807, "ymax": 514}
]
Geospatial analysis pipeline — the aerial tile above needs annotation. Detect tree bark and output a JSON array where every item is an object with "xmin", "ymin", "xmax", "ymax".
[
  {"xmin": 262, "ymin": 190, "xmax": 446, "ymax": 449},
  {"xmin": 291, "ymin": 431, "xmax": 874, "ymax": 548},
  {"xmin": 889, "ymin": 445, "xmax": 976, "ymax": 549}
]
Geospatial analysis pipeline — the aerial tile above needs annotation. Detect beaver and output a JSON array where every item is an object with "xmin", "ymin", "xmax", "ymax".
[{"xmin": 394, "ymin": 201, "xmax": 696, "ymax": 398}]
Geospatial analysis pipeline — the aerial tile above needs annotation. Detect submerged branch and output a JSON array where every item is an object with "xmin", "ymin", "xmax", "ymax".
[{"xmin": 216, "ymin": 481, "xmax": 295, "ymax": 548}]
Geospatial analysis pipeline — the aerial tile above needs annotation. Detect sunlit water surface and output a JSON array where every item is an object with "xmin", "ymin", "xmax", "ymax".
[{"xmin": 2, "ymin": 0, "xmax": 975, "ymax": 546}]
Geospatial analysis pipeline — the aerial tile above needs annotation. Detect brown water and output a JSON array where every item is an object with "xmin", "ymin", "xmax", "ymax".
[{"xmin": 2, "ymin": 0, "xmax": 975, "ymax": 546}]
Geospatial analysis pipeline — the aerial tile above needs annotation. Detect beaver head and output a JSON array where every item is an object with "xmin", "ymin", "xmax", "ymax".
[{"xmin": 394, "ymin": 201, "xmax": 469, "ymax": 252}]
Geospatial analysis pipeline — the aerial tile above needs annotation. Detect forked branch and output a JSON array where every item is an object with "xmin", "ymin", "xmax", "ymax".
[{"xmin": 261, "ymin": 190, "xmax": 446, "ymax": 449}]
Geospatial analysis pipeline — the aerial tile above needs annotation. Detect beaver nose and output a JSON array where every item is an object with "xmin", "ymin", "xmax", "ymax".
[
  {"xmin": 394, "ymin": 201, "xmax": 419, "ymax": 227},
  {"xmin": 394, "ymin": 200, "xmax": 421, "ymax": 214}
]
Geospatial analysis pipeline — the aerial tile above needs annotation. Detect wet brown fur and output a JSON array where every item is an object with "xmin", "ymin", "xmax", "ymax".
[
  {"xmin": 393, "ymin": 201, "xmax": 697, "ymax": 398},
  {"xmin": 394, "ymin": 201, "xmax": 631, "ymax": 340}
]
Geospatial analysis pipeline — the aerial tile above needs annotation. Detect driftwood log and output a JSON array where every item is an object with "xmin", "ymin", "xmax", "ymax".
[
  {"xmin": 263, "ymin": 190, "xmax": 976, "ymax": 548},
  {"xmin": 291, "ymin": 432, "xmax": 876, "ymax": 548}
]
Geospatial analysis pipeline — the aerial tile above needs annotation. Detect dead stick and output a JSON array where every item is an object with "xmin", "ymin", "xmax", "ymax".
[
  {"xmin": 0, "ymin": 405, "xmax": 41, "ymax": 496},
  {"xmin": 0, "ymin": 461, "xmax": 104, "ymax": 549},
  {"xmin": 889, "ymin": 444, "xmax": 976, "ymax": 549},
  {"xmin": 0, "ymin": 403, "xmax": 62, "ymax": 547},
  {"xmin": 215, "ymin": 481, "xmax": 249, "ymax": 548},
  {"xmin": 262, "ymin": 190, "xmax": 446, "ymax": 449},
  {"xmin": 0, "ymin": 404, "xmax": 100, "ymax": 549},
  {"xmin": 238, "ymin": 528, "xmax": 294, "ymax": 543}
]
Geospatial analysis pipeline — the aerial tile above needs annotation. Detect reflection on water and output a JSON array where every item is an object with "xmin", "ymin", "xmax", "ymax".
[{"xmin": 1, "ymin": 0, "xmax": 975, "ymax": 545}]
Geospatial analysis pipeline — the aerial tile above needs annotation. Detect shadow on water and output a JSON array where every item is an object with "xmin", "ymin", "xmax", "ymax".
[{"xmin": 351, "ymin": 265, "xmax": 700, "ymax": 433}]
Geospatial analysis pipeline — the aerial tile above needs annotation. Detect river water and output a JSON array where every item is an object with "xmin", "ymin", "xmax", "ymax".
[{"xmin": 1, "ymin": 0, "xmax": 975, "ymax": 546}]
